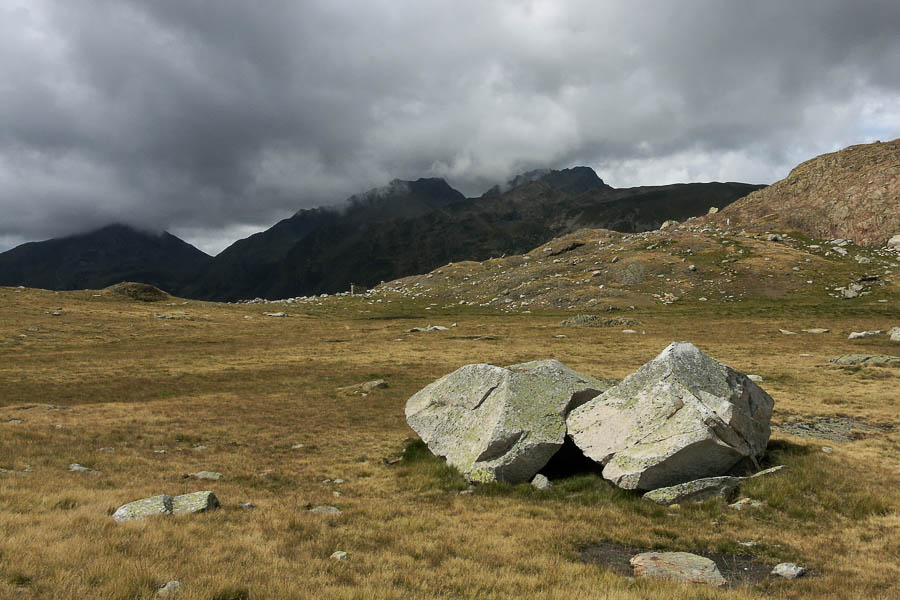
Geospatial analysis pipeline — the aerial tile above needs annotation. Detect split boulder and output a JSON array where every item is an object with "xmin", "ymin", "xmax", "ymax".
[
  {"xmin": 567, "ymin": 342, "xmax": 774, "ymax": 491},
  {"xmin": 405, "ymin": 360, "xmax": 612, "ymax": 483}
]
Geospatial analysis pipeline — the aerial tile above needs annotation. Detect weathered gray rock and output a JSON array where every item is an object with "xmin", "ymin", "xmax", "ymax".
[
  {"xmin": 184, "ymin": 471, "xmax": 222, "ymax": 481},
  {"xmin": 531, "ymin": 474, "xmax": 551, "ymax": 490},
  {"xmin": 767, "ymin": 233, "xmax": 783, "ymax": 242},
  {"xmin": 747, "ymin": 374, "xmax": 764, "ymax": 383},
  {"xmin": 772, "ymin": 563, "xmax": 806, "ymax": 579},
  {"xmin": 630, "ymin": 551, "xmax": 726, "ymax": 586},
  {"xmin": 112, "ymin": 491, "xmax": 219, "ymax": 522},
  {"xmin": 642, "ymin": 476, "xmax": 741, "ymax": 505},
  {"xmin": 748, "ymin": 464, "xmax": 787, "ymax": 478},
  {"xmin": 829, "ymin": 354, "xmax": 900, "ymax": 367},
  {"xmin": 157, "ymin": 580, "xmax": 181, "ymax": 598},
  {"xmin": 330, "ymin": 551, "xmax": 349, "ymax": 560},
  {"xmin": 887, "ymin": 234, "xmax": 900, "ymax": 251},
  {"xmin": 68, "ymin": 463, "xmax": 100, "ymax": 475},
  {"xmin": 309, "ymin": 505, "xmax": 341, "ymax": 515},
  {"xmin": 729, "ymin": 497, "xmax": 765, "ymax": 511},
  {"xmin": 890, "ymin": 327, "xmax": 900, "ymax": 342},
  {"xmin": 848, "ymin": 330, "xmax": 885, "ymax": 340},
  {"xmin": 567, "ymin": 342, "xmax": 774, "ymax": 491},
  {"xmin": 406, "ymin": 360, "xmax": 613, "ymax": 483}
]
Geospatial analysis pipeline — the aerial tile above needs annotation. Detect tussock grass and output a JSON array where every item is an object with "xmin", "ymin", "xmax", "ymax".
[{"xmin": 0, "ymin": 285, "xmax": 898, "ymax": 598}]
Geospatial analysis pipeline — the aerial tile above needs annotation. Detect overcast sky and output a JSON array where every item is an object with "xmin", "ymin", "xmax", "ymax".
[{"xmin": 1, "ymin": 1, "xmax": 898, "ymax": 255}]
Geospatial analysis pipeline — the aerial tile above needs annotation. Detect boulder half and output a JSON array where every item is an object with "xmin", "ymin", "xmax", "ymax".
[
  {"xmin": 405, "ymin": 360, "xmax": 612, "ymax": 483},
  {"xmin": 567, "ymin": 342, "xmax": 773, "ymax": 491}
]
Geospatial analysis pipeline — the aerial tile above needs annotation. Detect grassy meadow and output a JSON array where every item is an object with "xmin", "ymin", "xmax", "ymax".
[{"xmin": 0, "ymin": 284, "xmax": 898, "ymax": 599}]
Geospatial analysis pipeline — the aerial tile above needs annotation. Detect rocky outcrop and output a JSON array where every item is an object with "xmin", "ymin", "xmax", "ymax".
[
  {"xmin": 829, "ymin": 354, "xmax": 900, "ymax": 367},
  {"xmin": 406, "ymin": 360, "xmax": 612, "ymax": 483},
  {"xmin": 567, "ymin": 342, "xmax": 774, "ymax": 491}
]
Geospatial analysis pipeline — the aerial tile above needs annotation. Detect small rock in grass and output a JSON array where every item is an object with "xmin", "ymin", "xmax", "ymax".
[
  {"xmin": 748, "ymin": 465, "xmax": 787, "ymax": 478},
  {"xmin": 157, "ymin": 580, "xmax": 181, "ymax": 598},
  {"xmin": 729, "ymin": 497, "xmax": 765, "ymax": 511},
  {"xmin": 184, "ymin": 471, "xmax": 222, "ymax": 481},
  {"xmin": 747, "ymin": 374, "xmax": 764, "ymax": 383},
  {"xmin": 531, "ymin": 474, "xmax": 551, "ymax": 490},
  {"xmin": 330, "ymin": 551, "xmax": 349, "ymax": 561},
  {"xmin": 239, "ymin": 502, "xmax": 256, "ymax": 510},
  {"xmin": 772, "ymin": 562, "xmax": 806, "ymax": 579},
  {"xmin": 630, "ymin": 552, "xmax": 726, "ymax": 587},
  {"xmin": 112, "ymin": 491, "xmax": 219, "ymax": 522},
  {"xmin": 801, "ymin": 328, "xmax": 829, "ymax": 334},
  {"xmin": 308, "ymin": 505, "xmax": 341, "ymax": 515},
  {"xmin": 821, "ymin": 446, "xmax": 833, "ymax": 453},
  {"xmin": 263, "ymin": 312, "xmax": 287, "ymax": 317},
  {"xmin": 848, "ymin": 330, "xmax": 885, "ymax": 340},
  {"xmin": 68, "ymin": 463, "xmax": 100, "ymax": 475},
  {"xmin": 779, "ymin": 329, "xmax": 796, "ymax": 335}
]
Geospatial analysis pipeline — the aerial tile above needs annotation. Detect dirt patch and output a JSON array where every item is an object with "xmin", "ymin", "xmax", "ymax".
[
  {"xmin": 579, "ymin": 541, "xmax": 782, "ymax": 588},
  {"xmin": 773, "ymin": 416, "xmax": 888, "ymax": 442}
]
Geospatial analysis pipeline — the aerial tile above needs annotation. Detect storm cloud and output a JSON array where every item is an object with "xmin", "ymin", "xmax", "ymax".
[{"xmin": 1, "ymin": 0, "xmax": 898, "ymax": 254}]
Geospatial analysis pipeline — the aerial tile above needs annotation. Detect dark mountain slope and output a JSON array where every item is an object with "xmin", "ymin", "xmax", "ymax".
[
  {"xmin": 186, "ymin": 172, "xmax": 761, "ymax": 300},
  {"xmin": 0, "ymin": 224, "xmax": 212, "ymax": 293}
]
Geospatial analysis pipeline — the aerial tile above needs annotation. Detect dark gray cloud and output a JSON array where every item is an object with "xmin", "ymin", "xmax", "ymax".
[{"xmin": 1, "ymin": 0, "xmax": 898, "ymax": 254}]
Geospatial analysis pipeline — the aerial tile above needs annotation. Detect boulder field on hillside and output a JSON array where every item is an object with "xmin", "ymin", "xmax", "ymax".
[{"xmin": 405, "ymin": 342, "xmax": 775, "ymax": 492}]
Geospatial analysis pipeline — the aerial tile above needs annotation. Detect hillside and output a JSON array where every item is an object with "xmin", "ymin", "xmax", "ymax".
[
  {"xmin": 705, "ymin": 139, "xmax": 899, "ymax": 246},
  {"xmin": 0, "ymin": 224, "xmax": 212, "ymax": 293},
  {"xmin": 186, "ymin": 171, "xmax": 760, "ymax": 301}
]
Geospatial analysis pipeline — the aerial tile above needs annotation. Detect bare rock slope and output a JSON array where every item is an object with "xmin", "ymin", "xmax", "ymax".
[{"xmin": 706, "ymin": 139, "xmax": 899, "ymax": 247}]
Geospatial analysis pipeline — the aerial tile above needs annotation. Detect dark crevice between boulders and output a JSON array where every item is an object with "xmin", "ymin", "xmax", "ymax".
[{"xmin": 539, "ymin": 437, "xmax": 604, "ymax": 480}]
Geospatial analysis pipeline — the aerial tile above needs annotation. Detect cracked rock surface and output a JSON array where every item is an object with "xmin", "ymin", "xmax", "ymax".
[
  {"xmin": 567, "ymin": 342, "xmax": 773, "ymax": 491},
  {"xmin": 405, "ymin": 360, "xmax": 613, "ymax": 483}
]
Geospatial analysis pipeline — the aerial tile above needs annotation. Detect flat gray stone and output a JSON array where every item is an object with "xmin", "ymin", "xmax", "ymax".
[
  {"xmin": 112, "ymin": 491, "xmax": 219, "ymax": 522},
  {"xmin": 568, "ymin": 342, "xmax": 774, "ymax": 491},
  {"xmin": 309, "ymin": 505, "xmax": 341, "ymax": 515},
  {"xmin": 729, "ymin": 497, "xmax": 765, "ymax": 510},
  {"xmin": 642, "ymin": 476, "xmax": 741, "ymax": 505},
  {"xmin": 330, "ymin": 551, "xmax": 349, "ymax": 560},
  {"xmin": 406, "ymin": 360, "xmax": 613, "ymax": 483},
  {"xmin": 829, "ymin": 354, "xmax": 900, "ymax": 367},
  {"xmin": 157, "ymin": 580, "xmax": 181, "ymax": 598},
  {"xmin": 630, "ymin": 551, "xmax": 726, "ymax": 586},
  {"xmin": 68, "ymin": 463, "xmax": 100, "ymax": 475},
  {"xmin": 184, "ymin": 471, "xmax": 222, "ymax": 481}
]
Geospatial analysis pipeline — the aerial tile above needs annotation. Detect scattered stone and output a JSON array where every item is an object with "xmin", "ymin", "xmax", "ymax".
[
  {"xmin": 856, "ymin": 256, "xmax": 872, "ymax": 264},
  {"xmin": 890, "ymin": 327, "xmax": 900, "ymax": 343},
  {"xmin": 291, "ymin": 443, "xmax": 305, "ymax": 450},
  {"xmin": 779, "ymin": 329, "xmax": 796, "ymax": 335},
  {"xmin": 772, "ymin": 563, "xmax": 806, "ymax": 579},
  {"xmin": 748, "ymin": 465, "xmax": 787, "ymax": 478},
  {"xmin": 821, "ymin": 446, "xmax": 833, "ymax": 453},
  {"xmin": 774, "ymin": 416, "xmax": 885, "ymax": 442},
  {"xmin": 263, "ymin": 312, "xmax": 287, "ymax": 317},
  {"xmin": 157, "ymin": 580, "xmax": 181, "ymax": 599},
  {"xmin": 6, "ymin": 418, "xmax": 25, "ymax": 424},
  {"xmin": 630, "ymin": 551, "xmax": 726, "ymax": 587},
  {"xmin": 568, "ymin": 342, "xmax": 774, "ymax": 491},
  {"xmin": 659, "ymin": 220, "xmax": 680, "ymax": 230},
  {"xmin": 886, "ymin": 234, "xmax": 900, "ymax": 251},
  {"xmin": 68, "ymin": 463, "xmax": 100, "ymax": 475},
  {"xmin": 729, "ymin": 497, "xmax": 765, "ymax": 511},
  {"xmin": 801, "ymin": 328, "xmax": 829, "ymax": 334},
  {"xmin": 184, "ymin": 471, "xmax": 222, "ymax": 481},
  {"xmin": 112, "ymin": 491, "xmax": 219, "ymax": 522},
  {"xmin": 747, "ymin": 374, "xmax": 764, "ymax": 383},
  {"xmin": 308, "ymin": 505, "xmax": 341, "ymax": 515},
  {"xmin": 767, "ymin": 233, "xmax": 783, "ymax": 242},
  {"xmin": 840, "ymin": 282, "xmax": 863, "ymax": 298},
  {"xmin": 833, "ymin": 247, "xmax": 849, "ymax": 256},
  {"xmin": 707, "ymin": 206, "xmax": 719, "ymax": 215},
  {"xmin": 338, "ymin": 379, "xmax": 389, "ymax": 394},
  {"xmin": 553, "ymin": 334, "xmax": 567, "ymax": 338},
  {"xmin": 192, "ymin": 445, "xmax": 208, "ymax": 451},
  {"xmin": 848, "ymin": 330, "xmax": 885, "ymax": 340},
  {"xmin": 330, "ymin": 551, "xmax": 349, "ymax": 561},
  {"xmin": 829, "ymin": 354, "xmax": 900, "ymax": 367},
  {"xmin": 531, "ymin": 474, "xmax": 552, "ymax": 490},
  {"xmin": 621, "ymin": 329, "xmax": 637, "ymax": 334},
  {"xmin": 98, "ymin": 447, "xmax": 115, "ymax": 452},
  {"xmin": 408, "ymin": 325, "xmax": 449, "ymax": 332},
  {"xmin": 642, "ymin": 476, "xmax": 741, "ymax": 505},
  {"xmin": 239, "ymin": 502, "xmax": 256, "ymax": 510},
  {"xmin": 406, "ymin": 360, "xmax": 613, "ymax": 483},
  {"xmin": 688, "ymin": 264, "xmax": 697, "ymax": 271}
]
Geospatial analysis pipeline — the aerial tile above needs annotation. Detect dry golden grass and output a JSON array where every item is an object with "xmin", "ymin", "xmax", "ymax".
[{"xmin": 1, "ymin": 283, "xmax": 898, "ymax": 599}]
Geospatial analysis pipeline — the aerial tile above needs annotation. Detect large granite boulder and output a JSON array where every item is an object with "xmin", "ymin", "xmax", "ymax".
[
  {"xmin": 405, "ymin": 360, "xmax": 612, "ymax": 483},
  {"xmin": 567, "ymin": 342, "xmax": 774, "ymax": 491}
]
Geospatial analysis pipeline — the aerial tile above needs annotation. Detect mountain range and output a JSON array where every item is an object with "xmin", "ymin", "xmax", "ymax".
[{"xmin": 0, "ymin": 167, "xmax": 762, "ymax": 300}]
